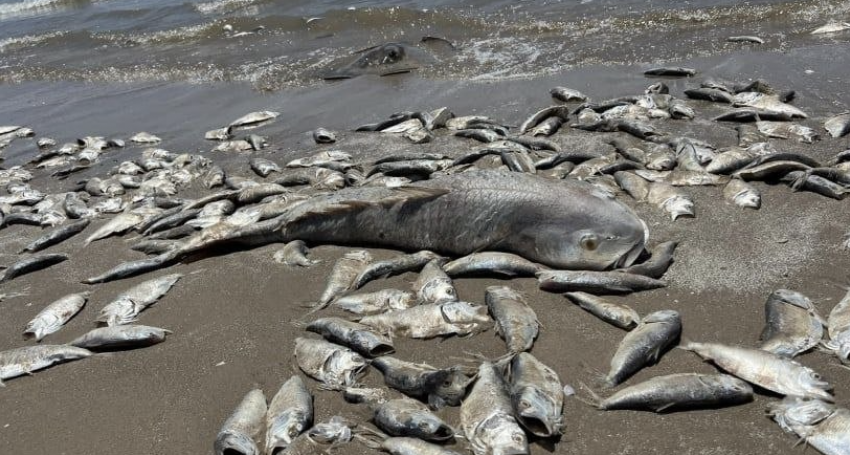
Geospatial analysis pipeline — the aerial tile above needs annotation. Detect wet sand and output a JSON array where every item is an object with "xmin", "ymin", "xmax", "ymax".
[{"xmin": 1, "ymin": 47, "xmax": 850, "ymax": 455}]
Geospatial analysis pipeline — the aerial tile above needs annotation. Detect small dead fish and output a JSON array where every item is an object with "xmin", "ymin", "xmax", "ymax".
[
  {"xmin": 21, "ymin": 219, "xmax": 89, "ymax": 253},
  {"xmin": 369, "ymin": 159, "xmax": 451, "ymax": 178},
  {"xmin": 770, "ymin": 397, "xmax": 850, "ymax": 455},
  {"xmin": 727, "ymin": 36, "xmax": 764, "ymax": 44},
  {"xmin": 647, "ymin": 182, "xmax": 694, "ymax": 220},
  {"xmin": 713, "ymin": 108, "xmax": 793, "ymax": 122},
  {"xmin": 294, "ymin": 337, "xmax": 368, "ymax": 390},
  {"xmin": 824, "ymin": 288, "xmax": 850, "ymax": 364},
  {"xmin": 565, "ymin": 292, "xmax": 641, "ymax": 330},
  {"xmin": 249, "ymin": 157, "xmax": 281, "ymax": 177},
  {"xmin": 680, "ymin": 341, "xmax": 833, "ymax": 401},
  {"xmin": 443, "ymin": 252, "xmax": 543, "ymax": 278},
  {"xmin": 96, "ymin": 274, "xmax": 182, "ymax": 326},
  {"xmin": 228, "ymin": 110, "xmax": 279, "ymax": 130},
  {"xmin": 684, "ymin": 87, "xmax": 735, "ymax": 104},
  {"xmin": 537, "ymin": 270, "xmax": 666, "ymax": 294},
  {"xmin": 643, "ymin": 67, "xmax": 697, "ymax": 77},
  {"xmin": 142, "ymin": 209, "xmax": 201, "ymax": 236},
  {"xmin": 372, "ymin": 356, "xmax": 472, "ymax": 408},
  {"xmin": 811, "ymin": 22, "xmax": 850, "ymax": 34},
  {"xmin": 335, "ymin": 289, "xmax": 418, "ymax": 315},
  {"xmin": 342, "ymin": 386, "xmax": 388, "ymax": 405},
  {"xmin": 214, "ymin": 140, "xmax": 253, "ymax": 153},
  {"xmin": 129, "ymin": 132, "xmax": 161, "ymax": 144},
  {"xmin": 485, "ymin": 286, "xmax": 539, "ymax": 354},
  {"xmin": 604, "ymin": 310, "xmax": 681, "ymax": 387},
  {"xmin": 214, "ymin": 389, "xmax": 267, "ymax": 455},
  {"xmin": 455, "ymin": 129, "xmax": 502, "ymax": 143},
  {"xmin": 520, "ymin": 105, "xmax": 570, "ymax": 133},
  {"xmin": 205, "ymin": 127, "xmax": 231, "ymax": 141},
  {"xmin": 412, "ymin": 259, "xmax": 457, "ymax": 305},
  {"xmin": 760, "ymin": 289, "xmax": 824, "ymax": 358},
  {"xmin": 587, "ymin": 373, "xmax": 753, "ymax": 412},
  {"xmin": 304, "ymin": 317, "xmax": 394, "ymax": 358},
  {"xmin": 824, "ymin": 112, "xmax": 850, "ymax": 138},
  {"xmin": 621, "ymin": 241, "xmax": 678, "ymax": 279},
  {"xmin": 286, "ymin": 150, "xmax": 352, "ymax": 168},
  {"xmin": 23, "ymin": 292, "xmax": 88, "ymax": 341},
  {"xmin": 358, "ymin": 301, "xmax": 490, "ymax": 339},
  {"xmin": 285, "ymin": 416, "xmax": 352, "ymax": 452},
  {"xmin": 313, "ymin": 128, "xmax": 337, "ymax": 144},
  {"xmin": 500, "ymin": 149, "xmax": 538, "ymax": 173},
  {"xmin": 734, "ymin": 92, "xmax": 807, "ymax": 119},
  {"xmin": 724, "ymin": 179, "xmax": 761, "ymax": 209},
  {"xmin": 614, "ymin": 171, "xmax": 651, "ymax": 201},
  {"xmin": 550, "ymin": 86, "xmax": 587, "ymax": 103},
  {"xmin": 0, "ymin": 345, "xmax": 92, "ymax": 386},
  {"xmin": 204, "ymin": 166, "xmax": 226, "ymax": 188},
  {"xmin": 529, "ymin": 117, "xmax": 564, "ymax": 137},
  {"xmin": 273, "ymin": 240, "xmax": 320, "ymax": 267},
  {"xmin": 265, "ymin": 376, "xmax": 313, "ymax": 454},
  {"xmin": 757, "ymin": 121, "xmax": 819, "ymax": 143},
  {"xmin": 69, "ymin": 324, "xmax": 170, "ymax": 351},
  {"xmin": 733, "ymin": 160, "xmax": 811, "ymax": 181},
  {"xmin": 1, "ymin": 253, "xmax": 68, "ymax": 283},
  {"xmin": 360, "ymin": 436, "xmax": 464, "ymax": 455},
  {"xmin": 353, "ymin": 251, "xmax": 439, "ymax": 289},
  {"xmin": 502, "ymin": 352, "xmax": 564, "ymax": 438},
  {"xmin": 461, "ymin": 361, "xmax": 529, "ymax": 455},
  {"xmin": 315, "ymin": 250, "xmax": 373, "ymax": 310},
  {"xmin": 86, "ymin": 213, "xmax": 145, "ymax": 244},
  {"xmin": 374, "ymin": 398, "xmax": 454, "ymax": 441},
  {"xmin": 782, "ymin": 171, "xmax": 848, "ymax": 200},
  {"xmin": 705, "ymin": 148, "xmax": 756, "ymax": 174}
]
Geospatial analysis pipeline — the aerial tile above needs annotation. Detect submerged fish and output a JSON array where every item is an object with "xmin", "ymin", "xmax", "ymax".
[
  {"xmin": 23, "ymin": 292, "xmax": 88, "ymax": 341},
  {"xmin": 214, "ymin": 389, "xmax": 267, "ymax": 455},
  {"xmin": 0, "ymin": 345, "xmax": 92, "ymax": 386}
]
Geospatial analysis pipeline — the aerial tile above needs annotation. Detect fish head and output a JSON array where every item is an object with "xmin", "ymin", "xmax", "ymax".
[
  {"xmin": 734, "ymin": 190, "xmax": 761, "ymax": 209},
  {"xmin": 513, "ymin": 386, "xmax": 563, "ymax": 438},
  {"xmin": 309, "ymin": 416, "xmax": 352, "ymax": 444},
  {"xmin": 795, "ymin": 367, "xmax": 833, "ymax": 402},
  {"xmin": 769, "ymin": 397, "xmax": 834, "ymax": 434},
  {"xmin": 215, "ymin": 431, "xmax": 260, "ymax": 455},
  {"xmin": 440, "ymin": 301, "xmax": 483, "ymax": 323},
  {"xmin": 769, "ymin": 289, "xmax": 813, "ymax": 310},
  {"xmin": 422, "ymin": 279, "xmax": 458, "ymax": 304},
  {"xmin": 713, "ymin": 375, "xmax": 754, "ymax": 396},
  {"xmin": 485, "ymin": 416, "xmax": 529, "ymax": 455},
  {"xmin": 428, "ymin": 369, "xmax": 473, "ymax": 406},
  {"xmin": 410, "ymin": 411, "xmax": 454, "ymax": 441},
  {"xmin": 641, "ymin": 310, "xmax": 681, "ymax": 325}
]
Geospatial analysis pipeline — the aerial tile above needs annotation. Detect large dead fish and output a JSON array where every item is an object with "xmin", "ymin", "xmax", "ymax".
[{"xmin": 586, "ymin": 373, "xmax": 753, "ymax": 412}]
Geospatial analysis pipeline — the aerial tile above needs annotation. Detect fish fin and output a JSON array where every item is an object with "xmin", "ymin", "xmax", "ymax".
[
  {"xmin": 654, "ymin": 402, "xmax": 676, "ymax": 413},
  {"xmin": 575, "ymin": 382, "xmax": 604, "ymax": 409}
]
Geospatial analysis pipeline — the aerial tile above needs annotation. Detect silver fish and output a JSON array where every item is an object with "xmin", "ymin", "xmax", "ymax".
[
  {"xmin": 249, "ymin": 157, "xmax": 281, "ymax": 177},
  {"xmin": 647, "ymin": 182, "xmax": 694, "ymax": 220},
  {"xmin": 273, "ymin": 240, "xmax": 320, "ymax": 267},
  {"xmin": 371, "ymin": 356, "xmax": 473, "ymax": 408},
  {"xmin": 734, "ymin": 92, "xmax": 807, "ymax": 118},
  {"xmin": 0, "ymin": 345, "xmax": 92, "ymax": 386},
  {"xmin": 824, "ymin": 112, "xmax": 850, "ymax": 138},
  {"xmin": 565, "ymin": 292, "xmax": 640, "ymax": 330},
  {"xmin": 723, "ymin": 179, "xmax": 761, "ymax": 209},
  {"xmin": 588, "ymin": 373, "xmax": 752, "ymax": 412},
  {"xmin": 757, "ymin": 121, "xmax": 819, "ymax": 143},
  {"xmin": 443, "ymin": 252, "xmax": 543, "ymax": 278},
  {"xmin": 129, "ymin": 132, "xmax": 161, "ymax": 144},
  {"xmin": 824, "ymin": 287, "xmax": 850, "ymax": 364},
  {"xmin": 352, "ymin": 250, "xmax": 439, "ymax": 289},
  {"xmin": 485, "ymin": 286, "xmax": 539, "ymax": 354},
  {"xmin": 334, "ymin": 289, "xmax": 418, "ymax": 315},
  {"xmin": 85, "ymin": 213, "xmax": 145, "ymax": 244},
  {"xmin": 770, "ymin": 397, "xmax": 850, "ymax": 455},
  {"xmin": 304, "ymin": 317, "xmax": 394, "ymax": 358},
  {"xmin": 537, "ymin": 270, "xmax": 666, "ymax": 294},
  {"xmin": 374, "ymin": 398, "xmax": 454, "ymax": 441},
  {"xmin": 266, "ymin": 376, "xmax": 313, "ymax": 454},
  {"xmin": 315, "ymin": 250, "xmax": 372, "ymax": 310},
  {"xmin": 412, "ymin": 259, "xmax": 457, "ymax": 304},
  {"xmin": 293, "ymin": 337, "xmax": 368, "ymax": 390},
  {"xmin": 69, "ymin": 325, "xmax": 170, "ymax": 351},
  {"xmin": 214, "ymin": 389, "xmax": 267, "ymax": 455},
  {"xmin": 760, "ymin": 289, "xmax": 825, "ymax": 358},
  {"xmin": 23, "ymin": 293, "xmax": 88, "ymax": 341},
  {"xmin": 21, "ymin": 219, "xmax": 89, "ymax": 253},
  {"xmin": 228, "ymin": 110, "xmax": 279, "ymax": 129},
  {"xmin": 461, "ymin": 362, "xmax": 528, "ymax": 455},
  {"xmin": 550, "ymin": 86, "xmax": 587, "ymax": 103},
  {"xmin": 1, "ymin": 253, "xmax": 68, "ymax": 283},
  {"xmin": 621, "ymin": 240, "xmax": 678, "ymax": 279},
  {"xmin": 96, "ymin": 274, "xmax": 182, "ymax": 326},
  {"xmin": 504, "ymin": 352, "xmax": 564, "ymax": 437},
  {"xmin": 604, "ymin": 310, "xmax": 681, "ymax": 387},
  {"xmin": 358, "ymin": 301, "xmax": 490, "ymax": 339}
]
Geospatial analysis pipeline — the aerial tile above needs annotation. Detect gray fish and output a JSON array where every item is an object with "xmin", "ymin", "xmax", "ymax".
[
  {"xmin": 374, "ymin": 153, "xmax": 450, "ymax": 164},
  {"xmin": 645, "ymin": 82, "xmax": 669, "ymax": 94},
  {"xmin": 0, "ymin": 345, "xmax": 92, "ymax": 386},
  {"xmin": 461, "ymin": 361, "xmax": 528, "ymax": 455},
  {"xmin": 214, "ymin": 140, "xmax": 254, "ymax": 153},
  {"xmin": 284, "ymin": 416, "xmax": 352, "ymax": 453},
  {"xmin": 1, "ymin": 253, "xmax": 68, "ymax": 283},
  {"xmin": 500, "ymin": 150, "xmax": 537, "ymax": 174},
  {"xmin": 205, "ymin": 127, "xmax": 231, "ymax": 141},
  {"xmin": 680, "ymin": 341, "xmax": 833, "ymax": 401},
  {"xmin": 358, "ymin": 301, "xmax": 490, "ymax": 339},
  {"xmin": 412, "ymin": 259, "xmax": 457, "ymax": 305},
  {"xmin": 565, "ymin": 292, "xmax": 641, "ymax": 330},
  {"xmin": 485, "ymin": 286, "xmax": 539, "ymax": 354},
  {"xmin": 85, "ymin": 213, "xmax": 145, "ymax": 244},
  {"xmin": 293, "ymin": 337, "xmax": 368, "ymax": 390},
  {"xmin": 736, "ymin": 124, "xmax": 770, "ymax": 147},
  {"xmin": 760, "ymin": 289, "xmax": 825, "ymax": 358},
  {"xmin": 23, "ymin": 292, "xmax": 88, "ymax": 341},
  {"xmin": 313, "ymin": 128, "xmax": 337, "ymax": 144},
  {"xmin": 770, "ymin": 397, "xmax": 850, "ymax": 455},
  {"xmin": 504, "ymin": 352, "xmax": 565, "ymax": 437},
  {"xmin": 69, "ymin": 324, "xmax": 170, "ymax": 351},
  {"xmin": 824, "ymin": 288, "xmax": 850, "ymax": 364},
  {"xmin": 684, "ymin": 87, "xmax": 735, "ymax": 103},
  {"xmin": 228, "ymin": 110, "xmax": 279, "ymax": 130},
  {"xmin": 454, "ymin": 127, "xmax": 502, "ymax": 143},
  {"xmin": 266, "ymin": 376, "xmax": 314, "ymax": 454},
  {"xmin": 342, "ymin": 386, "xmax": 388, "ymax": 405},
  {"xmin": 507, "ymin": 135, "xmax": 560, "ymax": 152},
  {"xmin": 204, "ymin": 166, "xmax": 226, "ymax": 188},
  {"xmin": 734, "ymin": 160, "xmax": 812, "ymax": 181},
  {"xmin": 129, "ymin": 132, "xmax": 161, "ymax": 144},
  {"xmin": 369, "ymin": 159, "xmax": 451, "ymax": 178},
  {"xmin": 250, "ymin": 157, "xmax": 281, "ymax": 177},
  {"xmin": 304, "ymin": 317, "xmax": 394, "ymax": 358},
  {"xmin": 705, "ymin": 148, "xmax": 756, "ymax": 174},
  {"xmin": 360, "ymin": 436, "xmax": 464, "ymax": 455},
  {"xmin": 782, "ymin": 171, "xmax": 848, "ymax": 200},
  {"xmin": 643, "ymin": 67, "xmax": 697, "ymax": 77},
  {"xmin": 647, "ymin": 182, "xmax": 694, "ymax": 220},
  {"xmin": 63, "ymin": 193, "xmax": 91, "ymax": 219},
  {"xmin": 443, "ymin": 252, "xmax": 543, "ymax": 278},
  {"xmin": 812, "ymin": 22, "xmax": 850, "ymax": 34},
  {"xmin": 334, "ymin": 289, "xmax": 418, "ymax": 315},
  {"xmin": 142, "ymin": 209, "xmax": 200, "ymax": 236},
  {"xmin": 550, "ymin": 86, "xmax": 587, "ymax": 103},
  {"xmin": 315, "ymin": 250, "xmax": 373, "ymax": 310},
  {"xmin": 604, "ymin": 310, "xmax": 681, "ymax": 387},
  {"xmin": 520, "ymin": 106, "xmax": 570, "ymax": 134},
  {"xmin": 537, "ymin": 270, "xmax": 666, "ymax": 294},
  {"xmin": 614, "ymin": 171, "xmax": 651, "ymax": 201},
  {"xmin": 96, "ymin": 274, "xmax": 182, "ymax": 326},
  {"xmin": 757, "ymin": 121, "xmax": 819, "ymax": 143},
  {"xmin": 286, "ymin": 150, "xmax": 352, "ymax": 168},
  {"xmin": 273, "ymin": 240, "xmax": 320, "ymax": 267},
  {"xmin": 727, "ymin": 35, "xmax": 764, "ymax": 44},
  {"xmin": 534, "ymin": 151, "xmax": 597, "ymax": 170},
  {"xmin": 0, "ymin": 212, "xmax": 41, "ymax": 228},
  {"xmin": 21, "ymin": 219, "xmax": 89, "ymax": 253},
  {"xmin": 527, "ymin": 116, "xmax": 564, "ymax": 137},
  {"xmin": 714, "ymin": 109, "xmax": 793, "ymax": 122},
  {"xmin": 621, "ymin": 240, "xmax": 678, "ymax": 279},
  {"xmin": 214, "ymin": 389, "xmax": 267, "ymax": 455},
  {"xmin": 825, "ymin": 113, "xmax": 850, "ymax": 138},
  {"xmin": 131, "ymin": 239, "xmax": 180, "ymax": 255},
  {"xmin": 734, "ymin": 92, "xmax": 807, "ymax": 118},
  {"xmin": 374, "ymin": 398, "xmax": 454, "ymax": 441},
  {"xmin": 588, "ymin": 373, "xmax": 753, "ymax": 412},
  {"xmin": 371, "ymin": 356, "xmax": 473, "ymax": 408},
  {"xmin": 723, "ymin": 179, "xmax": 761, "ymax": 209},
  {"xmin": 353, "ymin": 251, "xmax": 439, "ymax": 289}
]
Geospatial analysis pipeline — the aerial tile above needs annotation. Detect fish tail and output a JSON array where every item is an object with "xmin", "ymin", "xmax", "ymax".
[{"xmin": 575, "ymin": 382, "xmax": 604, "ymax": 409}]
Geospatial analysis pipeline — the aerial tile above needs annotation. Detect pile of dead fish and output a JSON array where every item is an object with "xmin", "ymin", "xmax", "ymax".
[{"xmin": 0, "ymin": 66, "xmax": 849, "ymax": 455}]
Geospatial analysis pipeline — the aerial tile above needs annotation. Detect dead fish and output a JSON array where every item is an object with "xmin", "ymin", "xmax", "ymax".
[
  {"xmin": 642, "ymin": 170, "xmax": 727, "ymax": 187},
  {"xmin": 604, "ymin": 310, "xmax": 681, "ymax": 387},
  {"xmin": 500, "ymin": 150, "xmax": 538, "ymax": 173},
  {"xmin": 85, "ymin": 213, "xmax": 145, "ymax": 244},
  {"xmin": 228, "ymin": 110, "xmax": 279, "ymax": 130},
  {"xmin": 205, "ymin": 127, "xmax": 231, "ymax": 141},
  {"xmin": 310, "ymin": 128, "xmax": 337, "ymax": 145},
  {"xmin": 714, "ymin": 109, "xmax": 793, "ymax": 122},
  {"xmin": 204, "ymin": 166, "xmax": 226, "ymax": 189},
  {"xmin": 824, "ymin": 288, "xmax": 850, "ymax": 364},
  {"xmin": 265, "ymin": 376, "xmax": 313, "ymax": 454},
  {"xmin": 214, "ymin": 389, "xmax": 267, "ymax": 455},
  {"xmin": 69, "ymin": 324, "xmax": 169, "ymax": 351},
  {"xmin": 705, "ymin": 148, "xmax": 756, "ymax": 174},
  {"xmin": 727, "ymin": 35, "xmax": 764, "ymax": 44},
  {"xmin": 587, "ymin": 373, "xmax": 752, "ymax": 412},
  {"xmin": 353, "ymin": 251, "xmax": 439, "ymax": 289},
  {"xmin": 485, "ymin": 286, "xmax": 539, "ymax": 354},
  {"xmin": 647, "ymin": 182, "xmax": 694, "ymax": 220},
  {"xmin": 621, "ymin": 241, "xmax": 678, "ymax": 279},
  {"xmin": 358, "ymin": 435, "xmax": 464, "ymax": 455},
  {"xmin": 143, "ymin": 209, "xmax": 201, "ymax": 236},
  {"xmin": 249, "ymin": 157, "xmax": 281, "ymax": 177},
  {"xmin": 502, "ymin": 352, "xmax": 564, "ymax": 438},
  {"xmin": 782, "ymin": 171, "xmax": 848, "ymax": 200},
  {"xmin": 374, "ymin": 398, "xmax": 454, "ymax": 441},
  {"xmin": 0, "ymin": 345, "xmax": 92, "ymax": 386},
  {"xmin": 680, "ymin": 341, "xmax": 833, "ymax": 401},
  {"xmin": 372, "ymin": 356, "xmax": 473, "ymax": 408},
  {"xmin": 643, "ymin": 67, "xmax": 697, "ymax": 77},
  {"xmin": 274, "ymin": 240, "xmax": 319, "ymax": 267},
  {"xmin": 770, "ymin": 397, "xmax": 850, "ymax": 455},
  {"xmin": 722, "ymin": 179, "xmax": 761, "ymax": 209},
  {"xmin": 132, "ymin": 239, "xmax": 180, "ymax": 255},
  {"xmin": 565, "ymin": 292, "xmax": 640, "ymax": 330},
  {"xmin": 359, "ymin": 301, "xmax": 490, "ymax": 339},
  {"xmin": 520, "ymin": 105, "xmax": 570, "ymax": 133},
  {"xmin": 811, "ymin": 22, "xmax": 850, "ymax": 34},
  {"xmin": 284, "ymin": 416, "xmax": 352, "ymax": 453},
  {"xmin": 443, "ymin": 252, "xmax": 543, "ymax": 278},
  {"xmin": 550, "ymin": 86, "xmax": 587, "ymax": 103},
  {"xmin": 303, "ymin": 317, "xmax": 394, "ymax": 358},
  {"xmin": 760, "ymin": 289, "xmax": 825, "ymax": 358},
  {"xmin": 537, "ymin": 270, "xmax": 666, "ymax": 294},
  {"xmin": 335, "ymin": 289, "xmax": 418, "ymax": 315},
  {"xmin": 286, "ymin": 150, "xmax": 352, "ymax": 168},
  {"xmin": 757, "ymin": 121, "xmax": 819, "ymax": 143},
  {"xmin": 20, "ymin": 219, "xmax": 89, "ymax": 253},
  {"xmin": 734, "ymin": 160, "xmax": 811, "ymax": 181},
  {"xmin": 614, "ymin": 171, "xmax": 651, "ymax": 201},
  {"xmin": 369, "ymin": 159, "xmax": 451, "ymax": 178},
  {"xmin": 213, "ymin": 140, "xmax": 253, "ymax": 153},
  {"xmin": 23, "ymin": 292, "xmax": 88, "ymax": 341},
  {"xmin": 461, "ymin": 361, "xmax": 528, "ymax": 455},
  {"xmin": 734, "ymin": 92, "xmax": 807, "ymax": 118},
  {"xmin": 294, "ymin": 337, "xmax": 368, "ymax": 390},
  {"xmin": 824, "ymin": 112, "xmax": 850, "ymax": 138},
  {"xmin": 129, "ymin": 132, "xmax": 161, "ymax": 144},
  {"xmin": 412, "ymin": 259, "xmax": 457, "ymax": 305},
  {"xmin": 646, "ymin": 82, "xmax": 669, "ymax": 94},
  {"xmin": 343, "ymin": 386, "xmax": 388, "ymax": 405},
  {"xmin": 1, "ymin": 253, "xmax": 68, "ymax": 284},
  {"xmin": 315, "ymin": 250, "xmax": 373, "ymax": 310},
  {"xmin": 96, "ymin": 274, "xmax": 182, "ymax": 326}
]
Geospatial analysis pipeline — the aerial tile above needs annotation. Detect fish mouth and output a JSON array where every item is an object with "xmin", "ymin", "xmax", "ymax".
[
  {"xmin": 366, "ymin": 343, "xmax": 396, "ymax": 357},
  {"xmin": 430, "ymin": 425, "xmax": 455, "ymax": 441},
  {"xmin": 614, "ymin": 220, "xmax": 649, "ymax": 269},
  {"xmin": 519, "ymin": 414, "xmax": 554, "ymax": 438}
]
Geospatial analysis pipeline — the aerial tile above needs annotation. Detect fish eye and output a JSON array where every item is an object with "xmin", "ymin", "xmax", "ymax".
[
  {"xmin": 520, "ymin": 400, "xmax": 531, "ymax": 409},
  {"xmin": 512, "ymin": 433, "xmax": 524, "ymax": 443},
  {"xmin": 580, "ymin": 234, "xmax": 599, "ymax": 251}
]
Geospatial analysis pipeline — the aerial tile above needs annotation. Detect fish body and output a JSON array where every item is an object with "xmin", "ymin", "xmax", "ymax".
[
  {"xmin": 647, "ymin": 182, "xmax": 694, "ymax": 220},
  {"xmin": 353, "ymin": 250, "xmax": 440, "ymax": 289},
  {"xmin": 214, "ymin": 389, "xmax": 267, "ymax": 455},
  {"xmin": 0, "ymin": 345, "xmax": 92, "ymax": 385},
  {"xmin": 825, "ymin": 288, "xmax": 850, "ymax": 364},
  {"xmin": 24, "ymin": 292, "xmax": 87, "ymax": 341},
  {"xmin": 825, "ymin": 113, "xmax": 850, "ymax": 138},
  {"xmin": 504, "ymin": 352, "xmax": 564, "ymax": 437},
  {"xmin": 1, "ymin": 253, "xmax": 68, "ymax": 283},
  {"xmin": 335, "ymin": 289, "xmax": 418, "ymax": 315},
  {"xmin": 294, "ymin": 337, "xmax": 368, "ymax": 390},
  {"xmin": 371, "ymin": 356, "xmax": 472, "ymax": 408},
  {"xmin": 723, "ymin": 179, "xmax": 761, "ymax": 209},
  {"xmin": 266, "ymin": 376, "xmax": 314, "ymax": 454},
  {"xmin": 444, "ymin": 252, "xmax": 543, "ymax": 278},
  {"xmin": 358, "ymin": 301, "xmax": 490, "ymax": 339},
  {"xmin": 374, "ymin": 398, "xmax": 454, "ymax": 441},
  {"xmin": 537, "ymin": 270, "xmax": 666, "ymax": 294},
  {"xmin": 274, "ymin": 240, "xmax": 319, "ymax": 267},
  {"xmin": 304, "ymin": 317, "xmax": 395, "ymax": 357},
  {"xmin": 604, "ymin": 310, "xmax": 681, "ymax": 386},
  {"xmin": 770, "ymin": 397, "xmax": 850, "ymax": 455},
  {"xmin": 485, "ymin": 286, "xmax": 539, "ymax": 354},
  {"xmin": 622, "ymin": 240, "xmax": 677, "ymax": 279},
  {"xmin": 565, "ymin": 292, "xmax": 640, "ymax": 330},
  {"xmin": 461, "ymin": 362, "xmax": 528, "ymax": 455},
  {"xmin": 69, "ymin": 325, "xmax": 169, "ymax": 350},
  {"xmin": 96, "ymin": 274, "xmax": 182, "ymax": 326},
  {"xmin": 21, "ymin": 219, "xmax": 89, "ymax": 252},
  {"xmin": 316, "ymin": 250, "xmax": 373, "ymax": 309},
  {"xmin": 593, "ymin": 373, "xmax": 753, "ymax": 412}
]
